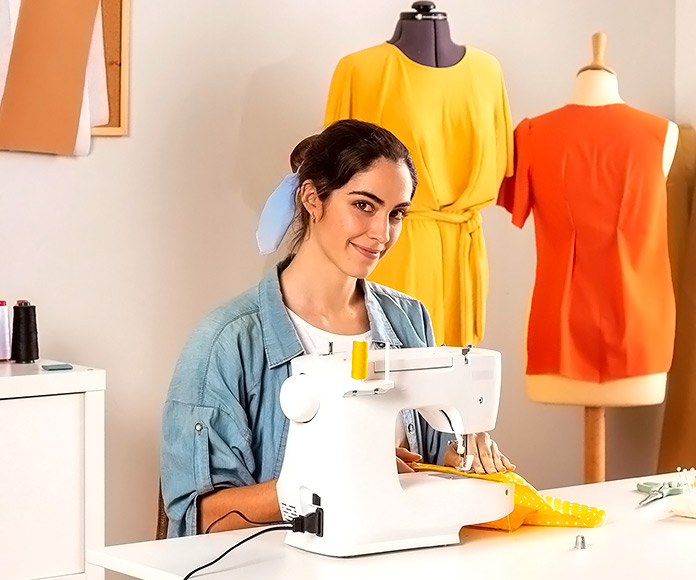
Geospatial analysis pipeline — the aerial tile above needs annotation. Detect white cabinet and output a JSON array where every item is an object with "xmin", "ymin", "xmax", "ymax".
[{"xmin": 0, "ymin": 360, "xmax": 105, "ymax": 580}]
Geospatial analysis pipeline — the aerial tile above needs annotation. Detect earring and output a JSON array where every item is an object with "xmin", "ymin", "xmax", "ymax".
[{"xmin": 311, "ymin": 214, "xmax": 316, "ymax": 223}]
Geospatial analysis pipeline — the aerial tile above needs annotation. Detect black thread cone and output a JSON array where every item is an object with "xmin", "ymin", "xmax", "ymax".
[{"xmin": 11, "ymin": 301, "xmax": 39, "ymax": 363}]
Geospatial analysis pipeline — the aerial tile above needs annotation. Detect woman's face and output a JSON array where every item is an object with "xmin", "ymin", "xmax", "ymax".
[{"xmin": 309, "ymin": 158, "xmax": 413, "ymax": 279}]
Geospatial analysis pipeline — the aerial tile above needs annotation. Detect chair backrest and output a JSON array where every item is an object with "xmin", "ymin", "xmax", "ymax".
[{"xmin": 156, "ymin": 480, "xmax": 169, "ymax": 540}]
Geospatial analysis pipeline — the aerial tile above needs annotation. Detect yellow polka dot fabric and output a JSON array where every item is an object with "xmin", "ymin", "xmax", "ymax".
[{"xmin": 411, "ymin": 463, "xmax": 606, "ymax": 531}]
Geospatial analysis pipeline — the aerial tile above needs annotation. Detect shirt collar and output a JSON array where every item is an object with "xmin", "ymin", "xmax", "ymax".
[
  {"xmin": 258, "ymin": 258, "xmax": 304, "ymax": 368},
  {"xmin": 362, "ymin": 281, "xmax": 403, "ymax": 349},
  {"xmin": 258, "ymin": 258, "xmax": 403, "ymax": 368}
]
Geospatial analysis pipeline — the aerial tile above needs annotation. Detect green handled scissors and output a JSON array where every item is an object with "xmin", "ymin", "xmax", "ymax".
[{"xmin": 637, "ymin": 480, "xmax": 683, "ymax": 506}]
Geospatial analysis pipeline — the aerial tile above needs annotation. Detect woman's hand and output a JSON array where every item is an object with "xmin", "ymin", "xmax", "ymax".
[
  {"xmin": 444, "ymin": 432, "xmax": 516, "ymax": 474},
  {"xmin": 396, "ymin": 447, "xmax": 422, "ymax": 473}
]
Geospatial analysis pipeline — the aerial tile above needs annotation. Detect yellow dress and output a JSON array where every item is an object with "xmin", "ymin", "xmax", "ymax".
[{"xmin": 325, "ymin": 43, "xmax": 513, "ymax": 346}]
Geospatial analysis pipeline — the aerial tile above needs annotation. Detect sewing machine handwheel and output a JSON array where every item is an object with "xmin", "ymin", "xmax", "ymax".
[{"xmin": 280, "ymin": 374, "xmax": 321, "ymax": 423}]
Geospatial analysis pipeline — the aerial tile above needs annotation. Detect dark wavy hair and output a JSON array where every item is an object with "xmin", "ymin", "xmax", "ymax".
[{"xmin": 286, "ymin": 119, "xmax": 417, "ymax": 254}]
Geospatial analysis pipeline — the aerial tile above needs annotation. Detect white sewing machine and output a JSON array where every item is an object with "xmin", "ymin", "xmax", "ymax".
[{"xmin": 276, "ymin": 345, "xmax": 514, "ymax": 557}]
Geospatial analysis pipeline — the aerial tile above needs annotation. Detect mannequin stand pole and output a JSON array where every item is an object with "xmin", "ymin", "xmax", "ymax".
[{"xmin": 584, "ymin": 406, "xmax": 606, "ymax": 483}]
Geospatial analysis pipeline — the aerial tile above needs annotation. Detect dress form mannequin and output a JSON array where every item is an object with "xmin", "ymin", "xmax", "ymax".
[
  {"xmin": 525, "ymin": 33, "xmax": 679, "ymax": 483},
  {"xmin": 387, "ymin": 1, "xmax": 465, "ymax": 67},
  {"xmin": 326, "ymin": 2, "xmax": 512, "ymax": 348}
]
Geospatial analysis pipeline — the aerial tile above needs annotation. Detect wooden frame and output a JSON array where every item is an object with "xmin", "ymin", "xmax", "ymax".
[{"xmin": 92, "ymin": 0, "xmax": 129, "ymax": 136}]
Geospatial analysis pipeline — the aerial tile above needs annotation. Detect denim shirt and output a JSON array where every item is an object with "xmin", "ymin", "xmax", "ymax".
[{"xmin": 161, "ymin": 261, "xmax": 449, "ymax": 537}]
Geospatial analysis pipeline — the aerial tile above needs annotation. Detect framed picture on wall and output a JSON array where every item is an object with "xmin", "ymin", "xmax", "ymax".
[{"xmin": 92, "ymin": 0, "xmax": 129, "ymax": 136}]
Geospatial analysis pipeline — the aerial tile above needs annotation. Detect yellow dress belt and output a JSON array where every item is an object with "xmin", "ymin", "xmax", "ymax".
[
  {"xmin": 405, "ymin": 208, "xmax": 486, "ymax": 345},
  {"xmin": 406, "ymin": 208, "xmax": 483, "ymax": 234}
]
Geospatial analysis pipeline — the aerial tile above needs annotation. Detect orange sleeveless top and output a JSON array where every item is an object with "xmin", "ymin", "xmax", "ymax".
[{"xmin": 498, "ymin": 104, "xmax": 675, "ymax": 382}]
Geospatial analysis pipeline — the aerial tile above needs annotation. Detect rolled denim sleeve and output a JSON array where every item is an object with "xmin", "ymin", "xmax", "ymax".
[{"xmin": 161, "ymin": 314, "xmax": 260, "ymax": 537}]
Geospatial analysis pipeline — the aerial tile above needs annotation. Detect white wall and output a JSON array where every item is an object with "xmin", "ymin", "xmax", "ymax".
[
  {"xmin": 0, "ymin": 0, "xmax": 677, "ymax": 552},
  {"xmin": 676, "ymin": 0, "xmax": 696, "ymax": 125}
]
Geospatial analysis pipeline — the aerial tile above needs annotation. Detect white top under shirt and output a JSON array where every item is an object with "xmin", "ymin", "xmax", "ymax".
[
  {"xmin": 285, "ymin": 307, "xmax": 371, "ymax": 356},
  {"xmin": 285, "ymin": 307, "xmax": 408, "ymax": 448}
]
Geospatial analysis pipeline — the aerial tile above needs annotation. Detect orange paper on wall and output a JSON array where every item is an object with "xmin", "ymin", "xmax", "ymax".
[{"xmin": 0, "ymin": 0, "xmax": 100, "ymax": 154}]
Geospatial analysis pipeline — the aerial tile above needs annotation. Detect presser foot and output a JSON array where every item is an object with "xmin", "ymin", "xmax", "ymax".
[
  {"xmin": 458, "ymin": 454, "xmax": 474, "ymax": 472},
  {"xmin": 448, "ymin": 438, "xmax": 475, "ymax": 472}
]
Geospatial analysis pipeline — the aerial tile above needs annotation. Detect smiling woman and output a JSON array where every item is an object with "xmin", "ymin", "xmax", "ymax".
[
  {"xmin": 291, "ymin": 157, "xmax": 413, "ymax": 281},
  {"xmin": 160, "ymin": 119, "xmax": 514, "ymax": 539},
  {"xmin": 285, "ymin": 120, "xmax": 417, "ymax": 256}
]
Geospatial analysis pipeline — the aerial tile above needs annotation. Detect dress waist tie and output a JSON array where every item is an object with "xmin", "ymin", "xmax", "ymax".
[{"xmin": 405, "ymin": 208, "xmax": 487, "ymax": 345}]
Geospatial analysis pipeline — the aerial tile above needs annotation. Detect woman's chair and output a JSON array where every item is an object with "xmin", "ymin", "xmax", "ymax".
[{"xmin": 156, "ymin": 481, "xmax": 169, "ymax": 539}]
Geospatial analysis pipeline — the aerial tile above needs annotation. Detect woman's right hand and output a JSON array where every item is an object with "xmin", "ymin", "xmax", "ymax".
[{"xmin": 443, "ymin": 432, "xmax": 516, "ymax": 474}]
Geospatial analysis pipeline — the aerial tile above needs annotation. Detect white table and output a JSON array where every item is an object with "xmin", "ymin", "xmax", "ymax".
[{"xmin": 89, "ymin": 474, "xmax": 696, "ymax": 580}]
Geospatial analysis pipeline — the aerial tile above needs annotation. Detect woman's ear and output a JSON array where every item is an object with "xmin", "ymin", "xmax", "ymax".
[{"xmin": 299, "ymin": 180, "xmax": 320, "ymax": 217}]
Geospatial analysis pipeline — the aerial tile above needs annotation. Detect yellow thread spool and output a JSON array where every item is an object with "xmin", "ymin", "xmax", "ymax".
[{"xmin": 351, "ymin": 340, "xmax": 368, "ymax": 380}]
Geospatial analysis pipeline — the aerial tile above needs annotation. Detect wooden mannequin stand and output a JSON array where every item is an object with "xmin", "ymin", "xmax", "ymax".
[{"xmin": 585, "ymin": 407, "xmax": 605, "ymax": 483}]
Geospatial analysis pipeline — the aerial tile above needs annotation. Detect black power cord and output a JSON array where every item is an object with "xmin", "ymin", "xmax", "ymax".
[
  {"xmin": 204, "ymin": 509, "xmax": 286, "ymax": 534},
  {"xmin": 184, "ymin": 508, "xmax": 324, "ymax": 580},
  {"xmin": 182, "ymin": 525, "xmax": 291, "ymax": 580}
]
